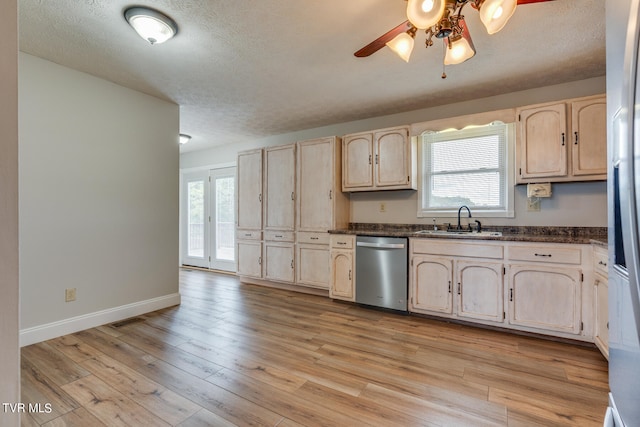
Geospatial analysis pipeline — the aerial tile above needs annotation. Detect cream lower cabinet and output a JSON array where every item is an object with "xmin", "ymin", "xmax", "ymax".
[
  {"xmin": 410, "ymin": 239, "xmax": 595, "ymax": 341},
  {"xmin": 296, "ymin": 232, "xmax": 331, "ymax": 289},
  {"xmin": 593, "ymin": 245, "xmax": 609, "ymax": 358},
  {"xmin": 263, "ymin": 240, "xmax": 295, "ymax": 283},
  {"xmin": 329, "ymin": 235, "xmax": 355, "ymax": 301},
  {"xmin": 411, "ymin": 255, "xmax": 453, "ymax": 315},
  {"xmin": 236, "ymin": 238, "xmax": 262, "ymax": 278},
  {"xmin": 507, "ymin": 265, "xmax": 582, "ymax": 335},
  {"xmin": 456, "ymin": 261, "xmax": 504, "ymax": 323},
  {"xmin": 410, "ymin": 239, "xmax": 504, "ymax": 325},
  {"xmin": 506, "ymin": 243, "xmax": 585, "ymax": 337}
]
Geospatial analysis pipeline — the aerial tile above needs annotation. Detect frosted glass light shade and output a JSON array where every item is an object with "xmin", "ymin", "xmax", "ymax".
[
  {"xmin": 479, "ymin": 0, "xmax": 517, "ymax": 35},
  {"xmin": 444, "ymin": 35, "xmax": 475, "ymax": 65},
  {"xmin": 125, "ymin": 7, "xmax": 178, "ymax": 45},
  {"xmin": 179, "ymin": 134, "xmax": 191, "ymax": 144},
  {"xmin": 386, "ymin": 32, "xmax": 415, "ymax": 62},
  {"xmin": 406, "ymin": 0, "xmax": 445, "ymax": 29},
  {"xmin": 444, "ymin": 18, "xmax": 475, "ymax": 65}
]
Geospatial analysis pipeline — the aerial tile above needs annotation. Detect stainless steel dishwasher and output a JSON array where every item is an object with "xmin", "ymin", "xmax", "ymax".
[{"xmin": 355, "ymin": 236, "xmax": 408, "ymax": 311}]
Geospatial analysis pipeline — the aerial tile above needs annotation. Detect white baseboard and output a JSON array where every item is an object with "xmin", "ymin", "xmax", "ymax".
[{"xmin": 19, "ymin": 293, "xmax": 181, "ymax": 347}]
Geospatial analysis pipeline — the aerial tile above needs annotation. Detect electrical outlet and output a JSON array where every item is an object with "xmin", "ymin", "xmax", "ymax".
[
  {"xmin": 65, "ymin": 288, "xmax": 76, "ymax": 302},
  {"xmin": 379, "ymin": 202, "xmax": 386, "ymax": 212},
  {"xmin": 527, "ymin": 197, "xmax": 541, "ymax": 212}
]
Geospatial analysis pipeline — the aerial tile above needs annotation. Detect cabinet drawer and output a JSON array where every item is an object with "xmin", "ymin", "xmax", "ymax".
[
  {"xmin": 507, "ymin": 245, "xmax": 581, "ymax": 265},
  {"xmin": 330, "ymin": 234, "xmax": 355, "ymax": 249},
  {"xmin": 593, "ymin": 247, "xmax": 609, "ymax": 276},
  {"xmin": 263, "ymin": 231, "xmax": 295, "ymax": 242},
  {"xmin": 297, "ymin": 232, "xmax": 330, "ymax": 245},
  {"xmin": 237, "ymin": 229, "xmax": 262, "ymax": 240},
  {"xmin": 411, "ymin": 239, "xmax": 503, "ymax": 259}
]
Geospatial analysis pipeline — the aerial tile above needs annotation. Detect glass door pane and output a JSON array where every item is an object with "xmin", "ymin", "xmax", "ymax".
[
  {"xmin": 182, "ymin": 171, "xmax": 209, "ymax": 268},
  {"xmin": 188, "ymin": 180, "xmax": 205, "ymax": 257},
  {"xmin": 210, "ymin": 167, "xmax": 236, "ymax": 271},
  {"xmin": 215, "ymin": 176, "xmax": 235, "ymax": 261}
]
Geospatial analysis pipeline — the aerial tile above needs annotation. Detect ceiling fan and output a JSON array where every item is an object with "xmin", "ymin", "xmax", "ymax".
[{"xmin": 355, "ymin": 0, "xmax": 555, "ymax": 76}]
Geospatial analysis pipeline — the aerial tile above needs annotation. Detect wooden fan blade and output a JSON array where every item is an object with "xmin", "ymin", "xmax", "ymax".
[
  {"xmin": 354, "ymin": 20, "xmax": 413, "ymax": 57},
  {"xmin": 517, "ymin": 0, "xmax": 555, "ymax": 4}
]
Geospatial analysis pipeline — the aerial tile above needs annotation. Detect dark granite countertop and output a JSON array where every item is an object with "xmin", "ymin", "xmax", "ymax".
[{"xmin": 329, "ymin": 223, "xmax": 608, "ymax": 245}]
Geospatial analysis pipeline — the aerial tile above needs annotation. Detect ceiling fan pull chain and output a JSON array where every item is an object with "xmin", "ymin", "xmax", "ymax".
[{"xmin": 442, "ymin": 42, "xmax": 447, "ymax": 79}]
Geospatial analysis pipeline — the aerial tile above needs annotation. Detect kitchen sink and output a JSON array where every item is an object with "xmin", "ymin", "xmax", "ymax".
[{"xmin": 415, "ymin": 230, "xmax": 503, "ymax": 237}]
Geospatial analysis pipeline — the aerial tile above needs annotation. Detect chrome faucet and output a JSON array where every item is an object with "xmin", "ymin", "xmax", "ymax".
[{"xmin": 457, "ymin": 205, "xmax": 472, "ymax": 231}]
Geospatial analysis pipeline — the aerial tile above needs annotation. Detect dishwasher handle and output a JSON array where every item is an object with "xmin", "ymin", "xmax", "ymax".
[{"xmin": 356, "ymin": 242, "xmax": 406, "ymax": 249}]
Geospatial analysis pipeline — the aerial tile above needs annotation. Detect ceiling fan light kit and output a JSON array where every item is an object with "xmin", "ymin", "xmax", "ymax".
[{"xmin": 355, "ymin": 0, "xmax": 552, "ymax": 75}]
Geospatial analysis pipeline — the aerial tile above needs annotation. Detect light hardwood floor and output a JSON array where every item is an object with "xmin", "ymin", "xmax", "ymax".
[{"xmin": 21, "ymin": 269, "xmax": 609, "ymax": 426}]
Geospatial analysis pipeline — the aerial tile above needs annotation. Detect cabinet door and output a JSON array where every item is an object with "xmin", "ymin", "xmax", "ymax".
[
  {"xmin": 410, "ymin": 256, "xmax": 453, "ymax": 315},
  {"xmin": 456, "ymin": 261, "xmax": 504, "ymax": 323},
  {"xmin": 374, "ymin": 127, "xmax": 410, "ymax": 187},
  {"xmin": 342, "ymin": 133, "xmax": 373, "ymax": 190},
  {"xmin": 330, "ymin": 249, "xmax": 354, "ymax": 301},
  {"xmin": 264, "ymin": 144, "xmax": 296, "ymax": 231},
  {"xmin": 518, "ymin": 103, "xmax": 568, "ymax": 180},
  {"xmin": 297, "ymin": 138, "xmax": 334, "ymax": 232},
  {"xmin": 236, "ymin": 149, "xmax": 262, "ymax": 230},
  {"xmin": 508, "ymin": 264, "xmax": 582, "ymax": 334},
  {"xmin": 571, "ymin": 97, "xmax": 607, "ymax": 177},
  {"xmin": 297, "ymin": 244, "xmax": 330, "ymax": 289},
  {"xmin": 236, "ymin": 240, "xmax": 262, "ymax": 278},
  {"xmin": 263, "ymin": 241, "xmax": 295, "ymax": 283},
  {"xmin": 594, "ymin": 275, "xmax": 609, "ymax": 359}
]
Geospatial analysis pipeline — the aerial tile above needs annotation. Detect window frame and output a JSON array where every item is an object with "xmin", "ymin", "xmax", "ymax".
[{"xmin": 417, "ymin": 121, "xmax": 515, "ymax": 218}]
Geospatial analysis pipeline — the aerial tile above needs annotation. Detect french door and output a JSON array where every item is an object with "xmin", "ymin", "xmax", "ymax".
[{"xmin": 181, "ymin": 167, "xmax": 236, "ymax": 272}]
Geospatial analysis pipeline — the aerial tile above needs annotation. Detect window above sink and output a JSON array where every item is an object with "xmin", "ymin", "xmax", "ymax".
[{"xmin": 417, "ymin": 121, "xmax": 515, "ymax": 218}]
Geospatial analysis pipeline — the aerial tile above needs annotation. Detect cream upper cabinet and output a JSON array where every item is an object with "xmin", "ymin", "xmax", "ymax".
[
  {"xmin": 342, "ymin": 126, "xmax": 416, "ymax": 192},
  {"xmin": 236, "ymin": 149, "xmax": 263, "ymax": 230},
  {"xmin": 516, "ymin": 95, "xmax": 606, "ymax": 183},
  {"xmin": 297, "ymin": 136, "xmax": 349, "ymax": 232},
  {"xmin": 374, "ymin": 127, "xmax": 412, "ymax": 187},
  {"xmin": 263, "ymin": 144, "xmax": 296, "ymax": 231},
  {"xmin": 571, "ymin": 96, "xmax": 607, "ymax": 177},
  {"xmin": 517, "ymin": 103, "xmax": 568, "ymax": 181},
  {"xmin": 342, "ymin": 133, "xmax": 373, "ymax": 190},
  {"xmin": 329, "ymin": 235, "xmax": 355, "ymax": 301}
]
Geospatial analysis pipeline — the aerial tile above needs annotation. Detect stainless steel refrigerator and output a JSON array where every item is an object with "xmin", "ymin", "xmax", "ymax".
[{"xmin": 606, "ymin": 0, "xmax": 640, "ymax": 424}]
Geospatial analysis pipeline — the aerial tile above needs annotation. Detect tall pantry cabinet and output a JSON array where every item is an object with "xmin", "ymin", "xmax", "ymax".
[
  {"xmin": 236, "ymin": 136, "xmax": 349, "ymax": 291},
  {"xmin": 236, "ymin": 149, "xmax": 263, "ymax": 278}
]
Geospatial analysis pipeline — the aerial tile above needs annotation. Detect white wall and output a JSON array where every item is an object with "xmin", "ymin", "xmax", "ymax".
[
  {"xmin": 181, "ymin": 76, "xmax": 607, "ymax": 227},
  {"xmin": 0, "ymin": 1, "xmax": 19, "ymax": 425},
  {"xmin": 19, "ymin": 53, "xmax": 180, "ymax": 339}
]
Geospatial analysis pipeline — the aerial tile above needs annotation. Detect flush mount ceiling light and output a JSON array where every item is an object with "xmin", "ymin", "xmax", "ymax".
[
  {"xmin": 124, "ymin": 6, "xmax": 178, "ymax": 45},
  {"xmin": 355, "ymin": 0, "xmax": 554, "ymax": 77},
  {"xmin": 179, "ymin": 134, "xmax": 191, "ymax": 145}
]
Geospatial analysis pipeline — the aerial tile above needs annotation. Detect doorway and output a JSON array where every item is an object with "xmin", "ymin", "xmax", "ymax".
[{"xmin": 181, "ymin": 167, "xmax": 236, "ymax": 272}]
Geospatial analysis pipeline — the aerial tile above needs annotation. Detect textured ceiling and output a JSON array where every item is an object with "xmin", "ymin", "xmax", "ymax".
[{"xmin": 18, "ymin": 0, "xmax": 605, "ymax": 153}]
